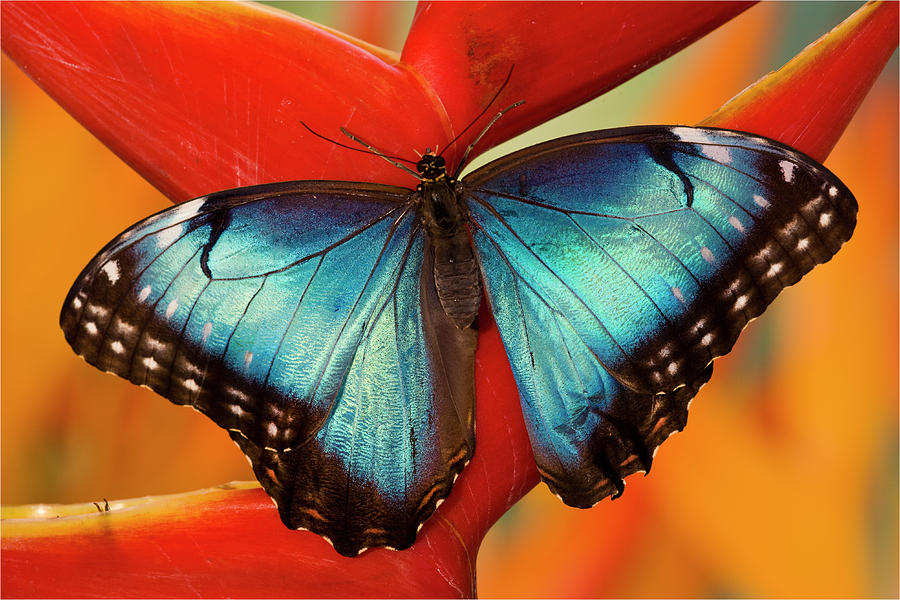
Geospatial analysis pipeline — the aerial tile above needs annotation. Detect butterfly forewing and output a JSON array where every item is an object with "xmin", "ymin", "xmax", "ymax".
[
  {"xmin": 61, "ymin": 122, "xmax": 857, "ymax": 555},
  {"xmin": 463, "ymin": 125, "xmax": 856, "ymax": 506},
  {"xmin": 60, "ymin": 180, "xmax": 476, "ymax": 556}
]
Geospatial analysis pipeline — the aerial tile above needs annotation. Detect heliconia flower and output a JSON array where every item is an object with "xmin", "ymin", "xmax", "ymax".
[{"xmin": 1, "ymin": 2, "xmax": 896, "ymax": 597}]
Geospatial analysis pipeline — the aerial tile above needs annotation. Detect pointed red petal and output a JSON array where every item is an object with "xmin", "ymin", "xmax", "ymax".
[
  {"xmin": 1, "ymin": 485, "xmax": 474, "ymax": 598},
  {"xmin": 0, "ymin": 1, "xmax": 757, "ymax": 567},
  {"xmin": 403, "ymin": 1, "xmax": 755, "ymax": 163},
  {"xmin": 1, "ymin": 2, "xmax": 753, "ymax": 198},
  {"xmin": 701, "ymin": 1, "xmax": 899, "ymax": 161},
  {"xmin": 447, "ymin": 0, "xmax": 900, "ymax": 562},
  {"xmin": 0, "ymin": 1, "xmax": 442, "ymax": 197},
  {"xmin": 2, "ymin": 2, "xmax": 894, "ymax": 598}
]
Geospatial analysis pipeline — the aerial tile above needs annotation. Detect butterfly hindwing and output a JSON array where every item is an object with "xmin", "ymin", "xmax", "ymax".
[
  {"xmin": 61, "ymin": 123, "xmax": 857, "ymax": 552},
  {"xmin": 464, "ymin": 125, "xmax": 856, "ymax": 505},
  {"xmin": 60, "ymin": 181, "xmax": 476, "ymax": 556}
]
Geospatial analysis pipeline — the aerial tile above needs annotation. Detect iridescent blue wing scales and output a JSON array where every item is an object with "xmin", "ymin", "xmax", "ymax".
[
  {"xmin": 463, "ymin": 126, "xmax": 856, "ymax": 506},
  {"xmin": 60, "ymin": 181, "xmax": 476, "ymax": 556}
]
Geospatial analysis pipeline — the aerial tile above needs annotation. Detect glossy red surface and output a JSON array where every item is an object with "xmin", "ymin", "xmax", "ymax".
[{"xmin": 1, "ymin": 2, "xmax": 895, "ymax": 597}]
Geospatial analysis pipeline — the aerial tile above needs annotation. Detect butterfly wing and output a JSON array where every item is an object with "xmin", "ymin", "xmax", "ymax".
[
  {"xmin": 463, "ymin": 125, "xmax": 856, "ymax": 505},
  {"xmin": 60, "ymin": 181, "xmax": 476, "ymax": 556}
]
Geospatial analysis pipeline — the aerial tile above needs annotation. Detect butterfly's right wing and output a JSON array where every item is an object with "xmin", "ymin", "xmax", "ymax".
[
  {"xmin": 463, "ymin": 126, "xmax": 856, "ymax": 507},
  {"xmin": 60, "ymin": 181, "xmax": 476, "ymax": 556}
]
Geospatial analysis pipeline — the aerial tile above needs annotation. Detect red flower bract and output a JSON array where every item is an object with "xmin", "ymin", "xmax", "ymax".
[
  {"xmin": 1, "ymin": 1, "xmax": 896, "ymax": 597},
  {"xmin": 0, "ymin": 2, "xmax": 757, "ymax": 197}
]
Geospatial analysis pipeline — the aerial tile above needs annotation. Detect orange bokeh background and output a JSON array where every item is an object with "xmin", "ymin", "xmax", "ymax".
[{"xmin": 2, "ymin": 2, "xmax": 897, "ymax": 597}]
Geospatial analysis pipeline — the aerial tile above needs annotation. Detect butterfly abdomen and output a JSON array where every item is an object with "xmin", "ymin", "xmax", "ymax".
[
  {"xmin": 417, "ymin": 174, "xmax": 482, "ymax": 330},
  {"xmin": 431, "ymin": 229, "xmax": 482, "ymax": 329}
]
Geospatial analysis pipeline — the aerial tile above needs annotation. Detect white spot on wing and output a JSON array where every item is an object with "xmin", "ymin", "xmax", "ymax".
[
  {"xmin": 72, "ymin": 297, "xmax": 83, "ymax": 310},
  {"xmin": 181, "ymin": 361, "xmax": 202, "ymax": 376},
  {"xmin": 172, "ymin": 200, "xmax": 204, "ymax": 220},
  {"xmin": 86, "ymin": 304, "xmax": 109, "ymax": 318},
  {"xmin": 767, "ymin": 263, "xmax": 783, "ymax": 278},
  {"xmin": 101, "ymin": 261, "xmax": 120, "ymax": 284},
  {"xmin": 753, "ymin": 194, "xmax": 770, "ymax": 208},
  {"xmin": 184, "ymin": 378, "xmax": 200, "ymax": 392},
  {"xmin": 138, "ymin": 285, "xmax": 152, "ymax": 302},
  {"xmin": 691, "ymin": 318, "xmax": 707, "ymax": 334},
  {"xmin": 230, "ymin": 404, "xmax": 245, "ymax": 416},
  {"xmin": 671, "ymin": 127, "xmax": 732, "ymax": 162},
  {"xmin": 779, "ymin": 160, "xmax": 796, "ymax": 182},
  {"xmin": 155, "ymin": 224, "xmax": 184, "ymax": 249},
  {"xmin": 704, "ymin": 145, "xmax": 731, "ymax": 163},
  {"xmin": 244, "ymin": 351, "xmax": 253, "ymax": 370},
  {"xmin": 728, "ymin": 215, "xmax": 745, "ymax": 233},
  {"xmin": 671, "ymin": 127, "xmax": 698, "ymax": 142},
  {"xmin": 734, "ymin": 295, "xmax": 749, "ymax": 310},
  {"xmin": 110, "ymin": 341, "xmax": 125, "ymax": 354},
  {"xmin": 165, "ymin": 300, "xmax": 178, "ymax": 319},
  {"xmin": 115, "ymin": 319, "xmax": 136, "ymax": 335},
  {"xmin": 828, "ymin": 185, "xmax": 838, "ymax": 198},
  {"xmin": 267, "ymin": 422, "xmax": 278, "ymax": 437},
  {"xmin": 226, "ymin": 386, "xmax": 250, "ymax": 402},
  {"xmin": 797, "ymin": 238, "xmax": 810, "ymax": 250},
  {"xmin": 671, "ymin": 286, "xmax": 685, "ymax": 303},
  {"xmin": 819, "ymin": 212, "xmax": 832, "ymax": 226},
  {"xmin": 202, "ymin": 322, "xmax": 213, "ymax": 344},
  {"xmin": 142, "ymin": 356, "xmax": 159, "ymax": 370},
  {"xmin": 701, "ymin": 246, "xmax": 715, "ymax": 263},
  {"xmin": 84, "ymin": 322, "xmax": 98, "ymax": 335},
  {"xmin": 756, "ymin": 246, "xmax": 773, "ymax": 262}
]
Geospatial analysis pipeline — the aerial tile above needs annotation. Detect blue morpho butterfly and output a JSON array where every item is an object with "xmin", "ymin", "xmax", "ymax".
[{"xmin": 60, "ymin": 89, "xmax": 857, "ymax": 557}]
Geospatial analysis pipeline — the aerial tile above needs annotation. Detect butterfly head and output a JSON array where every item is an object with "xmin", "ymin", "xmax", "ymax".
[{"xmin": 416, "ymin": 153, "xmax": 449, "ymax": 182}]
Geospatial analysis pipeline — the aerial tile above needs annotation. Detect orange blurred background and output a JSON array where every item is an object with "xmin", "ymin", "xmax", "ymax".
[{"xmin": 2, "ymin": 2, "xmax": 897, "ymax": 597}]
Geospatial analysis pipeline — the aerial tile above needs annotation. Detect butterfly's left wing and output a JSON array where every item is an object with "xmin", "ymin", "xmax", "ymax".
[
  {"xmin": 463, "ymin": 126, "xmax": 856, "ymax": 506},
  {"xmin": 60, "ymin": 181, "xmax": 476, "ymax": 556}
]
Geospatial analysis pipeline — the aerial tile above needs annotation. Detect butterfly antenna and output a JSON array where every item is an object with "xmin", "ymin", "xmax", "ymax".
[
  {"xmin": 453, "ymin": 100, "xmax": 525, "ymax": 177},
  {"xmin": 339, "ymin": 127, "xmax": 422, "ymax": 178},
  {"xmin": 440, "ymin": 65, "xmax": 516, "ymax": 162},
  {"xmin": 300, "ymin": 121, "xmax": 419, "ymax": 171}
]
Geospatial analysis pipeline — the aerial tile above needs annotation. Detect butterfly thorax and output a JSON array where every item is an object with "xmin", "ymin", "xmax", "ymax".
[{"xmin": 416, "ymin": 153, "xmax": 482, "ymax": 330}]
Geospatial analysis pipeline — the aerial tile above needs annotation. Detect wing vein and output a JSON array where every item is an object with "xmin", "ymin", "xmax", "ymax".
[
  {"xmin": 566, "ymin": 212, "xmax": 672, "ymax": 325},
  {"xmin": 163, "ymin": 278, "xmax": 213, "ymax": 397},
  {"xmin": 467, "ymin": 195, "xmax": 633, "ymax": 364},
  {"xmin": 211, "ymin": 203, "xmax": 410, "ymax": 281},
  {"xmin": 261, "ymin": 254, "xmax": 326, "ymax": 390},
  {"xmin": 127, "ymin": 246, "xmax": 204, "ymax": 384},
  {"xmin": 82, "ymin": 220, "xmax": 199, "ymax": 360}
]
